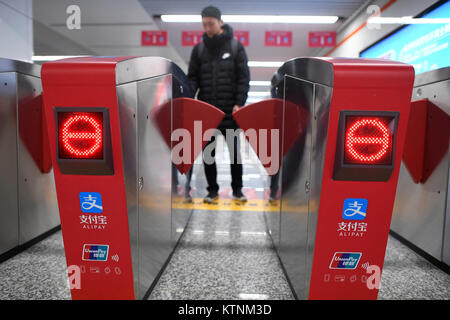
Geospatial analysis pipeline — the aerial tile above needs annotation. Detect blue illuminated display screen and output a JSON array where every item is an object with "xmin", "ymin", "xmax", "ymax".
[{"xmin": 360, "ymin": 1, "xmax": 450, "ymax": 74}]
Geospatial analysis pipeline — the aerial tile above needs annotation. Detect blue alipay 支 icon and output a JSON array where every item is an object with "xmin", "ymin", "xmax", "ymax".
[
  {"xmin": 79, "ymin": 192, "xmax": 103, "ymax": 213},
  {"xmin": 342, "ymin": 198, "xmax": 367, "ymax": 220}
]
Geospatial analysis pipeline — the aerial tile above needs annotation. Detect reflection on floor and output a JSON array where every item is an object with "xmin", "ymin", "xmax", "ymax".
[
  {"xmin": 0, "ymin": 136, "xmax": 449, "ymax": 300},
  {"xmin": 148, "ymin": 208, "xmax": 293, "ymax": 300}
]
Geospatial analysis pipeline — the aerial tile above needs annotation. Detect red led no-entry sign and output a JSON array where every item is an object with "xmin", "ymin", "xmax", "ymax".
[{"xmin": 58, "ymin": 112, "xmax": 104, "ymax": 159}]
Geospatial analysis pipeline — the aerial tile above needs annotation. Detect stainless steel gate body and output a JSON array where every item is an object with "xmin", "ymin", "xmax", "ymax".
[
  {"xmin": 0, "ymin": 58, "xmax": 59, "ymax": 256},
  {"xmin": 391, "ymin": 67, "xmax": 450, "ymax": 266},
  {"xmin": 116, "ymin": 57, "xmax": 193, "ymax": 299},
  {"xmin": 269, "ymin": 58, "xmax": 333, "ymax": 299}
]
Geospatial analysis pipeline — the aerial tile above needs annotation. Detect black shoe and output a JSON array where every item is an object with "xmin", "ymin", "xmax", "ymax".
[
  {"xmin": 269, "ymin": 190, "xmax": 278, "ymax": 202},
  {"xmin": 203, "ymin": 192, "xmax": 218, "ymax": 203},
  {"xmin": 232, "ymin": 190, "xmax": 247, "ymax": 202}
]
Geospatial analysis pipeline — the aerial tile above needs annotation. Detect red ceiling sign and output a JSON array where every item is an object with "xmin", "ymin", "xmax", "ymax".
[
  {"xmin": 234, "ymin": 30, "xmax": 249, "ymax": 47},
  {"xmin": 141, "ymin": 30, "xmax": 168, "ymax": 46},
  {"xmin": 265, "ymin": 31, "xmax": 292, "ymax": 47},
  {"xmin": 308, "ymin": 31, "xmax": 336, "ymax": 47},
  {"xmin": 181, "ymin": 31, "xmax": 204, "ymax": 46}
]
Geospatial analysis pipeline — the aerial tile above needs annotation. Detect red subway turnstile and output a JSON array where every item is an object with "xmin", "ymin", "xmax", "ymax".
[
  {"xmin": 236, "ymin": 57, "xmax": 414, "ymax": 299},
  {"xmin": 41, "ymin": 56, "xmax": 224, "ymax": 299}
]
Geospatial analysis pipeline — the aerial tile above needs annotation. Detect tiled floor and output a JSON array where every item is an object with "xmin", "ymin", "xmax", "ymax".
[
  {"xmin": 0, "ymin": 231, "xmax": 71, "ymax": 300},
  {"xmin": 148, "ymin": 208, "xmax": 294, "ymax": 300},
  {"xmin": 379, "ymin": 235, "xmax": 450, "ymax": 300}
]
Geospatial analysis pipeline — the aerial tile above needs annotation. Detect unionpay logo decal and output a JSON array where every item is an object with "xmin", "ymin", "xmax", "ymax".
[
  {"xmin": 79, "ymin": 192, "xmax": 103, "ymax": 213},
  {"xmin": 329, "ymin": 252, "xmax": 362, "ymax": 269},
  {"xmin": 82, "ymin": 244, "xmax": 109, "ymax": 261},
  {"xmin": 343, "ymin": 198, "xmax": 367, "ymax": 220}
]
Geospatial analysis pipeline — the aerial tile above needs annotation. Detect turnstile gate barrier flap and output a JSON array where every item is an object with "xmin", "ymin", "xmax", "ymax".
[
  {"xmin": 232, "ymin": 98, "xmax": 308, "ymax": 175},
  {"xmin": 402, "ymin": 98, "xmax": 450, "ymax": 184},
  {"xmin": 152, "ymin": 97, "xmax": 225, "ymax": 174},
  {"xmin": 271, "ymin": 57, "xmax": 414, "ymax": 300}
]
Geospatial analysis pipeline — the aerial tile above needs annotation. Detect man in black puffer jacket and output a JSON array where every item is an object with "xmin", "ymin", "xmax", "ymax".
[{"xmin": 188, "ymin": 6, "xmax": 250, "ymax": 203}]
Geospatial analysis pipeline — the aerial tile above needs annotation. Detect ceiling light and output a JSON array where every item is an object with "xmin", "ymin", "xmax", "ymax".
[
  {"xmin": 161, "ymin": 15, "xmax": 201, "ymax": 23},
  {"xmin": 368, "ymin": 16, "xmax": 450, "ymax": 24},
  {"xmin": 223, "ymin": 15, "xmax": 338, "ymax": 24},
  {"xmin": 248, "ymin": 91, "xmax": 270, "ymax": 97},
  {"xmin": 161, "ymin": 15, "xmax": 338, "ymax": 24},
  {"xmin": 250, "ymin": 81, "xmax": 271, "ymax": 86},
  {"xmin": 248, "ymin": 61, "xmax": 283, "ymax": 68},
  {"xmin": 246, "ymin": 97, "xmax": 266, "ymax": 104},
  {"xmin": 32, "ymin": 55, "xmax": 90, "ymax": 61}
]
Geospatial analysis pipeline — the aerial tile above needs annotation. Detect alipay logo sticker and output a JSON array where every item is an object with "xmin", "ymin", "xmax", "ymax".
[
  {"xmin": 343, "ymin": 198, "xmax": 367, "ymax": 220},
  {"xmin": 79, "ymin": 192, "xmax": 103, "ymax": 213}
]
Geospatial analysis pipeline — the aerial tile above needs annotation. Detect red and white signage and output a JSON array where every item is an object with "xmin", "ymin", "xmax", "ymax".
[
  {"xmin": 308, "ymin": 31, "xmax": 336, "ymax": 47},
  {"xmin": 265, "ymin": 31, "xmax": 292, "ymax": 47},
  {"xmin": 344, "ymin": 117, "xmax": 394, "ymax": 164},
  {"xmin": 58, "ymin": 112, "xmax": 103, "ymax": 159},
  {"xmin": 141, "ymin": 30, "xmax": 167, "ymax": 46},
  {"xmin": 181, "ymin": 31, "xmax": 204, "ymax": 46},
  {"xmin": 234, "ymin": 30, "xmax": 249, "ymax": 47}
]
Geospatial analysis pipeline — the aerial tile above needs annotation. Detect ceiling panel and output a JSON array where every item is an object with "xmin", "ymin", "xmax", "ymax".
[
  {"xmin": 139, "ymin": 0, "xmax": 369, "ymax": 84},
  {"xmin": 139, "ymin": 0, "xmax": 368, "ymax": 17},
  {"xmin": 32, "ymin": 0, "xmax": 370, "ymax": 88}
]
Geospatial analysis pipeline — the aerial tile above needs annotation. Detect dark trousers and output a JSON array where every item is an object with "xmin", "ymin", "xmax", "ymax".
[
  {"xmin": 270, "ymin": 170, "xmax": 280, "ymax": 197},
  {"xmin": 172, "ymin": 165, "xmax": 193, "ymax": 196},
  {"xmin": 203, "ymin": 128, "xmax": 243, "ymax": 194}
]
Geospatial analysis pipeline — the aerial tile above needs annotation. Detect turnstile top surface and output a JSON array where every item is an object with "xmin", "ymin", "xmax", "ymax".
[
  {"xmin": 43, "ymin": 56, "xmax": 181, "ymax": 85},
  {"xmin": 0, "ymin": 58, "xmax": 41, "ymax": 78},
  {"xmin": 272, "ymin": 57, "xmax": 414, "ymax": 89},
  {"xmin": 414, "ymin": 66, "xmax": 450, "ymax": 87},
  {"xmin": 42, "ymin": 56, "xmax": 193, "ymax": 97}
]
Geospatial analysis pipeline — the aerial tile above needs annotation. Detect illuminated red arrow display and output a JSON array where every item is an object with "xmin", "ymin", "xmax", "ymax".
[
  {"xmin": 344, "ymin": 116, "xmax": 395, "ymax": 165},
  {"xmin": 58, "ymin": 112, "xmax": 103, "ymax": 159}
]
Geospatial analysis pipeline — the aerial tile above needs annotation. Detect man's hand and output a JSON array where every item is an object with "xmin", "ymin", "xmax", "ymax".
[{"xmin": 232, "ymin": 105, "xmax": 241, "ymax": 113}]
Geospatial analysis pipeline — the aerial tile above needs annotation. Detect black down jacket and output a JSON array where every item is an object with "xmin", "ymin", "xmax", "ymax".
[{"xmin": 187, "ymin": 24, "xmax": 250, "ymax": 129}]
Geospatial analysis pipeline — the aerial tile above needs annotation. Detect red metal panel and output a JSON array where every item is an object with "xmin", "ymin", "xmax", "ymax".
[
  {"xmin": 402, "ymin": 99, "xmax": 427, "ymax": 183},
  {"xmin": 41, "ymin": 98, "xmax": 52, "ymax": 173},
  {"xmin": 402, "ymin": 99, "xmax": 450, "ymax": 184},
  {"xmin": 18, "ymin": 94, "xmax": 52, "ymax": 173},
  {"xmin": 42, "ymin": 57, "xmax": 136, "ymax": 299},
  {"xmin": 308, "ymin": 58, "xmax": 415, "ymax": 300},
  {"xmin": 232, "ymin": 98, "xmax": 308, "ymax": 175},
  {"xmin": 422, "ymin": 99, "xmax": 450, "ymax": 182},
  {"xmin": 151, "ymin": 97, "xmax": 225, "ymax": 174}
]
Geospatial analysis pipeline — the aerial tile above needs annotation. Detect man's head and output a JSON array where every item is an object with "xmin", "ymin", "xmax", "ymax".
[{"xmin": 201, "ymin": 6, "xmax": 223, "ymax": 38}]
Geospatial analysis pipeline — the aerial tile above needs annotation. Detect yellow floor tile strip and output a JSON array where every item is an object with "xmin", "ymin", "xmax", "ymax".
[{"xmin": 171, "ymin": 197, "xmax": 281, "ymax": 212}]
